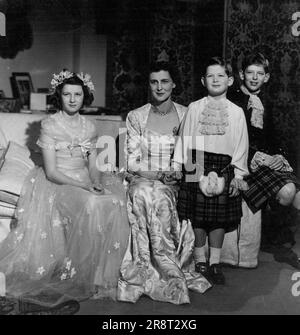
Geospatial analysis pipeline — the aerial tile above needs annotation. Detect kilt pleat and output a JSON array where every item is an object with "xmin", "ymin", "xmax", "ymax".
[
  {"xmin": 243, "ymin": 166, "xmax": 300, "ymax": 213},
  {"xmin": 177, "ymin": 151, "xmax": 242, "ymax": 233}
]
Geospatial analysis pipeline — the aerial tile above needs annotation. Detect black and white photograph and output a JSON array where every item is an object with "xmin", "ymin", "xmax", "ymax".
[{"xmin": 0, "ymin": 0, "xmax": 299, "ymax": 321}]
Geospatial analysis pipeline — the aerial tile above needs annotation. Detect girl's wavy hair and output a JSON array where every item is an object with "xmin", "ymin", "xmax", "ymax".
[{"xmin": 50, "ymin": 74, "xmax": 94, "ymax": 110}]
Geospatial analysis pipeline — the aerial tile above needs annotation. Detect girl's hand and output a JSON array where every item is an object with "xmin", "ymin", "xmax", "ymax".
[
  {"xmin": 269, "ymin": 155, "xmax": 284, "ymax": 171},
  {"xmin": 87, "ymin": 182, "xmax": 104, "ymax": 195}
]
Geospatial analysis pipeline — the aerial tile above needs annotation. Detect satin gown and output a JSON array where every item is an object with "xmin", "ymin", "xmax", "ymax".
[
  {"xmin": 0, "ymin": 111, "xmax": 130, "ymax": 307},
  {"xmin": 118, "ymin": 104, "xmax": 211, "ymax": 305}
]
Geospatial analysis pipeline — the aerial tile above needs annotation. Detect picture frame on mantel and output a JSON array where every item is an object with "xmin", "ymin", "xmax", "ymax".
[{"xmin": 10, "ymin": 72, "xmax": 34, "ymax": 108}]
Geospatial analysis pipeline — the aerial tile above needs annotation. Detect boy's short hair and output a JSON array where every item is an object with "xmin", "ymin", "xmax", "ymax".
[
  {"xmin": 201, "ymin": 56, "xmax": 233, "ymax": 77},
  {"xmin": 241, "ymin": 52, "xmax": 270, "ymax": 73}
]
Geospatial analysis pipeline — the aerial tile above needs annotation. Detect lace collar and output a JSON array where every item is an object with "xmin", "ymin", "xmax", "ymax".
[
  {"xmin": 240, "ymin": 85, "xmax": 264, "ymax": 129},
  {"xmin": 197, "ymin": 97, "xmax": 229, "ymax": 135}
]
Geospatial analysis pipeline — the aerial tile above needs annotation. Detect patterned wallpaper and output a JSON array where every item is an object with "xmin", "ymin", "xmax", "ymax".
[
  {"xmin": 149, "ymin": 0, "xmax": 198, "ymax": 106},
  {"xmin": 106, "ymin": 0, "xmax": 197, "ymax": 114},
  {"xmin": 225, "ymin": 0, "xmax": 300, "ymax": 171},
  {"xmin": 106, "ymin": 0, "xmax": 220, "ymax": 115},
  {"xmin": 106, "ymin": 0, "xmax": 299, "ymax": 175},
  {"xmin": 106, "ymin": 31, "xmax": 149, "ymax": 116}
]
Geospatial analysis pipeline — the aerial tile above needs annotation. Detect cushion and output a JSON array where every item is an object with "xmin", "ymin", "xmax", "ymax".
[
  {"xmin": 0, "ymin": 147, "xmax": 7, "ymax": 170},
  {"xmin": 0, "ymin": 141, "xmax": 34, "ymax": 196},
  {"xmin": 0, "ymin": 218, "xmax": 12, "ymax": 243},
  {"xmin": 0, "ymin": 126, "xmax": 7, "ymax": 148},
  {"xmin": 5, "ymin": 141, "xmax": 33, "ymax": 169},
  {"xmin": 0, "ymin": 191, "xmax": 19, "ymax": 205},
  {"xmin": 0, "ymin": 201, "xmax": 16, "ymax": 218}
]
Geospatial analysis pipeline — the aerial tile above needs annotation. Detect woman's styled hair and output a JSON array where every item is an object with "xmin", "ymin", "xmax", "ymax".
[
  {"xmin": 148, "ymin": 61, "xmax": 178, "ymax": 83},
  {"xmin": 201, "ymin": 56, "xmax": 233, "ymax": 77},
  {"xmin": 50, "ymin": 74, "xmax": 94, "ymax": 110},
  {"xmin": 241, "ymin": 52, "xmax": 270, "ymax": 73}
]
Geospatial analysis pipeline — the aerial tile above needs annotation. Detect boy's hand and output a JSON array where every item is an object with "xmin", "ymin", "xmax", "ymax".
[
  {"xmin": 229, "ymin": 178, "xmax": 240, "ymax": 197},
  {"xmin": 269, "ymin": 155, "xmax": 284, "ymax": 171}
]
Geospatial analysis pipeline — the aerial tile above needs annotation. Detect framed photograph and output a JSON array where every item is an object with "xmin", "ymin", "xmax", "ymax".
[{"xmin": 10, "ymin": 72, "xmax": 34, "ymax": 107}]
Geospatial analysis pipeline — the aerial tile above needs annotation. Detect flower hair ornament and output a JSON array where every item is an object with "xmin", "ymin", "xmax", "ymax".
[
  {"xmin": 50, "ymin": 70, "xmax": 95, "ymax": 92},
  {"xmin": 76, "ymin": 72, "xmax": 95, "ymax": 92}
]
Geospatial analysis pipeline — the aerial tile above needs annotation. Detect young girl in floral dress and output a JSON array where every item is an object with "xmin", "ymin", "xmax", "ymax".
[{"xmin": 0, "ymin": 70, "xmax": 129, "ymax": 312}]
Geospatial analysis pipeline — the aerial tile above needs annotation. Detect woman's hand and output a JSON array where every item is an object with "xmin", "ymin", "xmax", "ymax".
[
  {"xmin": 268, "ymin": 155, "xmax": 284, "ymax": 171},
  {"xmin": 158, "ymin": 171, "xmax": 182, "ymax": 185}
]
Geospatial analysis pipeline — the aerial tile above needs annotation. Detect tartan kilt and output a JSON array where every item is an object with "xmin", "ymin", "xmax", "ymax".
[
  {"xmin": 177, "ymin": 151, "xmax": 242, "ymax": 233},
  {"xmin": 243, "ymin": 166, "xmax": 300, "ymax": 213}
]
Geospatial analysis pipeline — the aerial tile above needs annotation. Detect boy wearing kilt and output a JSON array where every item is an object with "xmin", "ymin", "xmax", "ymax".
[
  {"xmin": 173, "ymin": 57, "xmax": 249, "ymax": 285},
  {"xmin": 231, "ymin": 52, "xmax": 300, "ymax": 212},
  {"xmin": 229, "ymin": 52, "xmax": 300, "ymax": 267}
]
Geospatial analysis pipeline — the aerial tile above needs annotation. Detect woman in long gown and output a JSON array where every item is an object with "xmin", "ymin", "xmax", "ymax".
[
  {"xmin": 117, "ymin": 61, "xmax": 211, "ymax": 305},
  {"xmin": 0, "ymin": 71, "xmax": 129, "ymax": 310}
]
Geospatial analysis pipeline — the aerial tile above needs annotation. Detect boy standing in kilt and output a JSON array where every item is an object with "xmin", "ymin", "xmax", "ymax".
[
  {"xmin": 173, "ymin": 57, "xmax": 249, "ymax": 285},
  {"xmin": 229, "ymin": 52, "xmax": 300, "ymax": 267}
]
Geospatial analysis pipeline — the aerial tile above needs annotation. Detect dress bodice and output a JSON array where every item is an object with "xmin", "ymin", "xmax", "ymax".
[
  {"xmin": 37, "ymin": 111, "xmax": 98, "ymax": 182},
  {"xmin": 141, "ymin": 128, "xmax": 176, "ymax": 171},
  {"xmin": 126, "ymin": 102, "xmax": 187, "ymax": 172}
]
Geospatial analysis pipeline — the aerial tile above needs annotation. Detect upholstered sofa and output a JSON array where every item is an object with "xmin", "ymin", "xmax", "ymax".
[
  {"xmin": 0, "ymin": 112, "xmax": 261, "ymax": 268},
  {"xmin": 0, "ymin": 112, "xmax": 126, "ymax": 242}
]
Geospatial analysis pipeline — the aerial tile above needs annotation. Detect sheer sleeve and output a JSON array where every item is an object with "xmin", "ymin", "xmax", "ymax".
[{"xmin": 37, "ymin": 117, "xmax": 56, "ymax": 150}]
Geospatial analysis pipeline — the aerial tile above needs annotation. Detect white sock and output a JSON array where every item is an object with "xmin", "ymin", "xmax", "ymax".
[
  {"xmin": 194, "ymin": 246, "xmax": 207, "ymax": 263},
  {"xmin": 209, "ymin": 247, "xmax": 221, "ymax": 266}
]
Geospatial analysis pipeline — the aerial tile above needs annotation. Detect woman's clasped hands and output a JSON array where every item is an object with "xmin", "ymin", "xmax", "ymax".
[{"xmin": 157, "ymin": 171, "xmax": 182, "ymax": 185}]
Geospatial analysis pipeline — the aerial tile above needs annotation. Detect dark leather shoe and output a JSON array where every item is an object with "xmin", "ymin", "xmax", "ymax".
[
  {"xmin": 195, "ymin": 262, "xmax": 210, "ymax": 278},
  {"xmin": 209, "ymin": 264, "xmax": 225, "ymax": 285}
]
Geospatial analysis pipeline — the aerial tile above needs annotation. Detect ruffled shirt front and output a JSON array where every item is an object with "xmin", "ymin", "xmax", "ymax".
[{"xmin": 173, "ymin": 97, "xmax": 249, "ymax": 179}]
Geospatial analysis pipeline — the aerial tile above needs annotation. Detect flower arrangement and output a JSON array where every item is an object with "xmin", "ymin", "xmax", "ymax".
[{"xmin": 50, "ymin": 70, "xmax": 95, "ymax": 92}]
